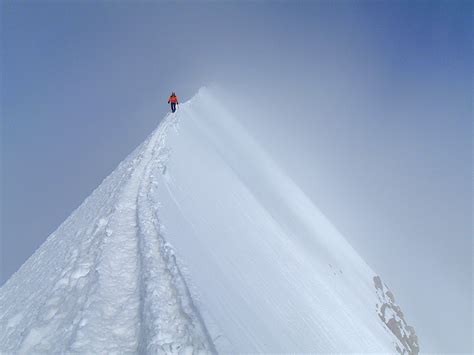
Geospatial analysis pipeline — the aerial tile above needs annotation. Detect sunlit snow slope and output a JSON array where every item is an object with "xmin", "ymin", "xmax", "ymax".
[{"xmin": 0, "ymin": 88, "xmax": 418, "ymax": 354}]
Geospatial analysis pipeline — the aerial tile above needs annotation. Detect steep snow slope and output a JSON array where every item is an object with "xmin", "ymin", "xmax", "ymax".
[
  {"xmin": 0, "ymin": 115, "xmax": 213, "ymax": 353},
  {"xmin": 0, "ymin": 88, "xmax": 418, "ymax": 353},
  {"xmin": 152, "ymin": 88, "xmax": 416, "ymax": 353}
]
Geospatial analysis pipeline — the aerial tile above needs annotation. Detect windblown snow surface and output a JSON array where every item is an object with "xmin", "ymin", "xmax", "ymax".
[{"xmin": 0, "ymin": 88, "xmax": 418, "ymax": 354}]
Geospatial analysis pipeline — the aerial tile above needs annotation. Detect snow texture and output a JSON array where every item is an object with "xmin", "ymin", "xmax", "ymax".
[{"xmin": 0, "ymin": 88, "xmax": 418, "ymax": 353}]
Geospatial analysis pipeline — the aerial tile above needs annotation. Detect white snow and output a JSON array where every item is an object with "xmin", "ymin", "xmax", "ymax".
[{"xmin": 0, "ymin": 88, "xmax": 414, "ymax": 353}]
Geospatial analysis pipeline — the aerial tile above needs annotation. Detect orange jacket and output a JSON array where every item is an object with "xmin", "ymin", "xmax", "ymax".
[{"xmin": 168, "ymin": 95, "xmax": 178, "ymax": 104}]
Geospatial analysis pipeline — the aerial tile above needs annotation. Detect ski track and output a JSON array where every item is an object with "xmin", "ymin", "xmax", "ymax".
[{"xmin": 0, "ymin": 112, "xmax": 214, "ymax": 354}]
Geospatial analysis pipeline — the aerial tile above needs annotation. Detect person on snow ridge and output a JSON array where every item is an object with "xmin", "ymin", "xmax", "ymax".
[{"xmin": 168, "ymin": 92, "xmax": 179, "ymax": 113}]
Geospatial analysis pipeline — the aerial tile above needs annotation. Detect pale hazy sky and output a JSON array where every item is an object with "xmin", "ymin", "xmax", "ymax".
[{"xmin": 1, "ymin": 1, "xmax": 472, "ymax": 352}]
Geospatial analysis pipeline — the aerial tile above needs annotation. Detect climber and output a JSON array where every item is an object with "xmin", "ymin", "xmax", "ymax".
[{"xmin": 168, "ymin": 92, "xmax": 179, "ymax": 113}]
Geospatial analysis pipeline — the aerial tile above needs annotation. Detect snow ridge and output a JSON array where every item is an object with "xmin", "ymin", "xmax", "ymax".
[
  {"xmin": 0, "ymin": 110, "xmax": 214, "ymax": 353},
  {"xmin": 1, "ymin": 88, "xmax": 419, "ymax": 353}
]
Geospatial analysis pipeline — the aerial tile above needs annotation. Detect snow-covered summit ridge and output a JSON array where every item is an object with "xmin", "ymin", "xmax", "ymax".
[
  {"xmin": 1, "ymin": 87, "xmax": 418, "ymax": 353},
  {"xmin": 155, "ymin": 88, "xmax": 419, "ymax": 353}
]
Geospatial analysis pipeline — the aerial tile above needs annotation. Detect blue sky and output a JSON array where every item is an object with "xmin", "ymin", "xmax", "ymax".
[{"xmin": 1, "ymin": 1, "xmax": 472, "ymax": 352}]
